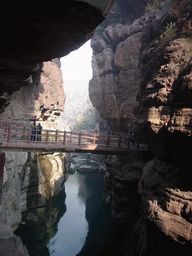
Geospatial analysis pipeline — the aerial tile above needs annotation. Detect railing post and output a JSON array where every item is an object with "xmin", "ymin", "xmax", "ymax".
[
  {"xmin": 55, "ymin": 130, "xmax": 58, "ymax": 142},
  {"xmin": 92, "ymin": 134, "xmax": 96, "ymax": 146},
  {"xmin": 70, "ymin": 131, "xmax": 73, "ymax": 143},
  {"xmin": 63, "ymin": 131, "xmax": 66, "ymax": 145},
  {"xmin": 127, "ymin": 139, "xmax": 130, "ymax": 149},
  {"xmin": 118, "ymin": 136, "xmax": 121, "ymax": 148},
  {"xmin": 7, "ymin": 127, "xmax": 11, "ymax": 143},
  {"xmin": 46, "ymin": 131, "xmax": 49, "ymax": 145},
  {"xmin": 78, "ymin": 132, "xmax": 81, "ymax": 146},
  {"xmin": 23, "ymin": 127, "xmax": 26, "ymax": 140},
  {"xmin": 106, "ymin": 135, "xmax": 110, "ymax": 148},
  {"xmin": 4, "ymin": 126, "xmax": 8, "ymax": 139},
  {"xmin": 137, "ymin": 139, "xmax": 139, "ymax": 152},
  {"xmin": 84, "ymin": 132, "xmax": 87, "ymax": 143},
  {"xmin": 27, "ymin": 129, "xmax": 31, "ymax": 144}
]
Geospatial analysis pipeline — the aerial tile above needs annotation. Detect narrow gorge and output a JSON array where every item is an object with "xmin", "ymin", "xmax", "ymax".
[{"xmin": 0, "ymin": 0, "xmax": 192, "ymax": 255}]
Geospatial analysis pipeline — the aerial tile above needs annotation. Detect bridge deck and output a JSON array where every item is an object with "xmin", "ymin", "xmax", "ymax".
[{"xmin": 0, "ymin": 120, "xmax": 150, "ymax": 154}]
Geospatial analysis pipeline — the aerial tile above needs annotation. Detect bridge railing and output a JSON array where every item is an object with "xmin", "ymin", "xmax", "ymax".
[
  {"xmin": 0, "ymin": 122, "xmax": 150, "ymax": 150},
  {"xmin": 0, "ymin": 124, "xmax": 132, "ymax": 149}
]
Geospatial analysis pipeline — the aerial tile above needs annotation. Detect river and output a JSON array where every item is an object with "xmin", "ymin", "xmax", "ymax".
[{"xmin": 15, "ymin": 169, "xmax": 122, "ymax": 256}]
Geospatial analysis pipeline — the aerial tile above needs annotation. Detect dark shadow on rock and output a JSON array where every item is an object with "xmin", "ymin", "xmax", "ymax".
[
  {"xmin": 15, "ymin": 189, "xmax": 66, "ymax": 256},
  {"xmin": 143, "ymin": 220, "xmax": 192, "ymax": 256},
  {"xmin": 140, "ymin": 122, "xmax": 192, "ymax": 187},
  {"xmin": 76, "ymin": 172, "xmax": 121, "ymax": 256}
]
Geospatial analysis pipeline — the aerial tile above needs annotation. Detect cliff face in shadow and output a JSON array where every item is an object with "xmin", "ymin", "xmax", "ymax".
[
  {"xmin": 90, "ymin": 0, "xmax": 192, "ymax": 254},
  {"xmin": 0, "ymin": 0, "xmax": 113, "ymax": 98},
  {"xmin": 15, "ymin": 190, "xmax": 66, "ymax": 256}
]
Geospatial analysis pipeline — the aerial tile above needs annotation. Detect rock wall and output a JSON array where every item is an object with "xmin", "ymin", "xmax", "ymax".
[
  {"xmin": 0, "ymin": 210, "xmax": 29, "ymax": 256},
  {"xmin": 138, "ymin": 157, "xmax": 192, "ymax": 254},
  {"xmin": 0, "ymin": 0, "xmax": 114, "ymax": 102},
  {"xmin": 0, "ymin": 59, "xmax": 65, "ymax": 130},
  {"xmin": 89, "ymin": 0, "xmax": 173, "ymax": 131},
  {"xmin": 1, "ymin": 151, "xmax": 70, "ymax": 232},
  {"xmin": 90, "ymin": 0, "xmax": 192, "ymax": 254}
]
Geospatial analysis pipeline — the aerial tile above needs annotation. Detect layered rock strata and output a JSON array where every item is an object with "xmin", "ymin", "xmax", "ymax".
[
  {"xmin": 90, "ymin": 0, "xmax": 192, "ymax": 254},
  {"xmin": 138, "ymin": 158, "xmax": 192, "ymax": 250}
]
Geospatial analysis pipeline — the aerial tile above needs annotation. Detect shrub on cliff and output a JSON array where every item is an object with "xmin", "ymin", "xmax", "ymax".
[
  {"xmin": 74, "ymin": 108, "xmax": 96, "ymax": 131},
  {"xmin": 145, "ymin": 0, "xmax": 162, "ymax": 12},
  {"xmin": 157, "ymin": 22, "xmax": 177, "ymax": 44}
]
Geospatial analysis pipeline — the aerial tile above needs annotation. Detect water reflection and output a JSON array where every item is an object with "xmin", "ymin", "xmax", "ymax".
[
  {"xmin": 76, "ymin": 173, "xmax": 118, "ymax": 256},
  {"xmin": 16, "ymin": 170, "xmax": 121, "ymax": 256},
  {"xmin": 15, "ymin": 190, "xmax": 66, "ymax": 256},
  {"xmin": 48, "ymin": 172, "xmax": 88, "ymax": 256},
  {"xmin": 48, "ymin": 171, "xmax": 119, "ymax": 256}
]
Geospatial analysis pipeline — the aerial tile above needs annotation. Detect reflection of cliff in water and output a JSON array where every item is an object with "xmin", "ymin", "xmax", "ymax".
[
  {"xmin": 15, "ymin": 190, "xmax": 66, "ymax": 256},
  {"xmin": 77, "ymin": 173, "xmax": 122, "ymax": 256}
]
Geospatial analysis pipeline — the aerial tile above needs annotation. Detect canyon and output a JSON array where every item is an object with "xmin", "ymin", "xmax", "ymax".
[
  {"xmin": 0, "ymin": 0, "xmax": 192, "ymax": 255},
  {"xmin": 89, "ymin": 0, "xmax": 192, "ymax": 255}
]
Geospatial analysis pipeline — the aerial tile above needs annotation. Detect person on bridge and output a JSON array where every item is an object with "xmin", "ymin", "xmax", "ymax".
[
  {"xmin": 37, "ymin": 123, "xmax": 42, "ymax": 141},
  {"xmin": 31, "ymin": 120, "xmax": 37, "ymax": 141}
]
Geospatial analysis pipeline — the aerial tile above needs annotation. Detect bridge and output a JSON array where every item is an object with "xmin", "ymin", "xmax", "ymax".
[{"xmin": 0, "ymin": 120, "xmax": 150, "ymax": 154}]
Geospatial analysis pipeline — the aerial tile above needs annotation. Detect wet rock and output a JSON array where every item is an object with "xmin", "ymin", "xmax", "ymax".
[{"xmin": 71, "ymin": 153, "xmax": 104, "ymax": 173}]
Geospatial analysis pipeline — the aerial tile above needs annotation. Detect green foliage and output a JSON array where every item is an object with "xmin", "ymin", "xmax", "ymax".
[
  {"xmin": 156, "ymin": 22, "xmax": 177, "ymax": 45},
  {"xmin": 74, "ymin": 109, "xmax": 96, "ymax": 131},
  {"xmin": 145, "ymin": 0, "xmax": 161, "ymax": 12},
  {"xmin": 186, "ymin": 4, "xmax": 192, "ymax": 12},
  {"xmin": 36, "ymin": 209, "xmax": 46, "ymax": 219}
]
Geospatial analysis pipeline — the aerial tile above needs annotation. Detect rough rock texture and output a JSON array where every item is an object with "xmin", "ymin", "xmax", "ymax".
[
  {"xmin": 138, "ymin": 38, "xmax": 192, "ymax": 134},
  {"xmin": 137, "ymin": 158, "xmax": 192, "ymax": 256},
  {"xmin": 89, "ymin": 0, "xmax": 172, "ymax": 131},
  {"xmin": 139, "ymin": 158, "xmax": 192, "ymax": 244},
  {"xmin": 104, "ymin": 154, "xmax": 148, "ymax": 255},
  {"xmin": 0, "ymin": 59, "xmax": 65, "ymax": 130},
  {"xmin": 0, "ymin": 211, "xmax": 29, "ymax": 256},
  {"xmin": 1, "ymin": 152, "xmax": 29, "ymax": 231},
  {"xmin": 0, "ymin": 152, "xmax": 5, "ymax": 205},
  {"xmin": 1, "ymin": 151, "xmax": 70, "ymax": 231},
  {"xmin": 90, "ymin": 0, "xmax": 192, "ymax": 254},
  {"xmin": 105, "ymin": 155, "xmax": 144, "ymax": 221}
]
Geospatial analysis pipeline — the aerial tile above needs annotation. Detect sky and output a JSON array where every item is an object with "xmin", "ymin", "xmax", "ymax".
[
  {"xmin": 60, "ymin": 40, "xmax": 93, "ymax": 129},
  {"xmin": 61, "ymin": 40, "xmax": 92, "ymax": 81}
]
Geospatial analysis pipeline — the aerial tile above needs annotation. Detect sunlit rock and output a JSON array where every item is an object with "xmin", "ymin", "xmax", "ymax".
[
  {"xmin": 138, "ymin": 157, "xmax": 192, "ymax": 244},
  {"xmin": 1, "ymin": 151, "xmax": 69, "ymax": 232}
]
